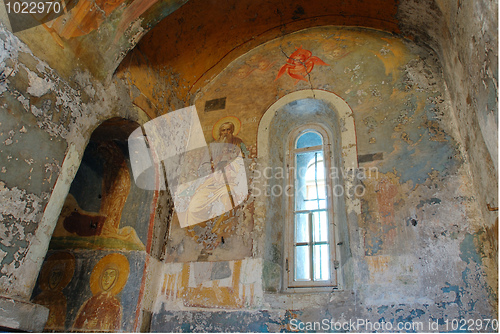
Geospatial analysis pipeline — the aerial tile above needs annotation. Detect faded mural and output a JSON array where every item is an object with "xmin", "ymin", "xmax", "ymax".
[
  {"xmin": 151, "ymin": 26, "xmax": 497, "ymax": 331},
  {"xmin": 50, "ymin": 139, "xmax": 150, "ymax": 251},
  {"xmin": 0, "ymin": 0, "xmax": 495, "ymax": 330},
  {"xmin": 32, "ymin": 252, "xmax": 75, "ymax": 331},
  {"xmin": 32, "ymin": 250, "xmax": 144, "ymax": 332},
  {"xmin": 22, "ymin": 24, "xmax": 497, "ymax": 332},
  {"xmin": 31, "ymin": 124, "xmax": 153, "ymax": 331},
  {"xmin": 72, "ymin": 253, "xmax": 129, "ymax": 331}
]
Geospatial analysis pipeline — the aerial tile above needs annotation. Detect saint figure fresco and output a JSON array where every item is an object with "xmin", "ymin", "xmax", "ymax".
[
  {"xmin": 213, "ymin": 116, "xmax": 249, "ymax": 158},
  {"xmin": 73, "ymin": 253, "xmax": 130, "ymax": 331},
  {"xmin": 32, "ymin": 252, "xmax": 75, "ymax": 331}
]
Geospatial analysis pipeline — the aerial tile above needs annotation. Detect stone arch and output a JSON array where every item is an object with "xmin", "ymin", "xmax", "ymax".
[
  {"xmin": 28, "ymin": 114, "xmax": 159, "ymax": 331},
  {"xmin": 256, "ymin": 89, "xmax": 360, "ymax": 292}
]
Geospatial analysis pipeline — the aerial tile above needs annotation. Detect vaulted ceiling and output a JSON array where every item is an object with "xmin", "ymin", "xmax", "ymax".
[
  {"xmin": 6, "ymin": 0, "xmax": 445, "ymax": 85},
  {"xmin": 120, "ymin": 0, "xmax": 401, "ymax": 99}
]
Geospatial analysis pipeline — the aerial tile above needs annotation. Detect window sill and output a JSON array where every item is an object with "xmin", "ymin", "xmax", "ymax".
[
  {"xmin": 283, "ymin": 285, "xmax": 339, "ymax": 294},
  {"xmin": 262, "ymin": 290, "xmax": 355, "ymax": 310}
]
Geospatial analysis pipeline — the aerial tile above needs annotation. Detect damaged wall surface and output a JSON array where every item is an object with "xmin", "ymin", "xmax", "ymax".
[
  {"xmin": 0, "ymin": 0, "xmax": 496, "ymax": 332},
  {"xmin": 147, "ymin": 26, "xmax": 497, "ymax": 331}
]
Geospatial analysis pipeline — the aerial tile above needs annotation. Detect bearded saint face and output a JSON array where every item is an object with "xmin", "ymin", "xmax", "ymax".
[{"xmin": 218, "ymin": 122, "xmax": 234, "ymax": 143}]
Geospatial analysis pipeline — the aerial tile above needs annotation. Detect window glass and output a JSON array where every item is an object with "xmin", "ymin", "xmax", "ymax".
[
  {"xmin": 296, "ymin": 131, "xmax": 322, "ymax": 149},
  {"xmin": 295, "ymin": 213, "xmax": 310, "ymax": 243},
  {"xmin": 287, "ymin": 126, "xmax": 336, "ymax": 288},
  {"xmin": 295, "ymin": 151, "xmax": 327, "ymax": 211},
  {"xmin": 294, "ymin": 245, "xmax": 310, "ymax": 281},
  {"xmin": 313, "ymin": 244, "xmax": 330, "ymax": 280}
]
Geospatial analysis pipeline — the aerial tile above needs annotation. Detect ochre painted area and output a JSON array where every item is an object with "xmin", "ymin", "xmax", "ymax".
[
  {"xmin": 117, "ymin": 0, "xmax": 400, "ymax": 115},
  {"xmin": 158, "ymin": 259, "xmax": 262, "ymax": 310}
]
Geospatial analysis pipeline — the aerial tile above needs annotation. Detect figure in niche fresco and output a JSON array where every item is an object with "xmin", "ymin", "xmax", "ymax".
[
  {"xmin": 275, "ymin": 46, "xmax": 329, "ymax": 84},
  {"xmin": 98, "ymin": 141, "xmax": 144, "ymax": 248},
  {"xmin": 53, "ymin": 140, "xmax": 145, "ymax": 251},
  {"xmin": 32, "ymin": 252, "xmax": 75, "ymax": 331},
  {"xmin": 73, "ymin": 253, "xmax": 129, "ymax": 331}
]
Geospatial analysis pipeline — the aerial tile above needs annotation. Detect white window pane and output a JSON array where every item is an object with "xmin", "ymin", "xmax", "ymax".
[
  {"xmin": 313, "ymin": 211, "xmax": 329, "ymax": 243},
  {"xmin": 295, "ymin": 213, "xmax": 309, "ymax": 244},
  {"xmin": 313, "ymin": 244, "xmax": 330, "ymax": 281},
  {"xmin": 306, "ymin": 183, "xmax": 326, "ymax": 200},
  {"xmin": 295, "ymin": 151, "xmax": 327, "ymax": 211},
  {"xmin": 296, "ymin": 131, "xmax": 322, "ymax": 149},
  {"xmin": 305, "ymin": 161, "xmax": 325, "ymax": 183},
  {"xmin": 294, "ymin": 245, "xmax": 311, "ymax": 281}
]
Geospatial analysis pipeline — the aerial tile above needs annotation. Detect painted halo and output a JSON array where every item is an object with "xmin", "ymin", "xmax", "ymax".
[
  {"xmin": 212, "ymin": 116, "xmax": 242, "ymax": 140},
  {"xmin": 90, "ymin": 253, "xmax": 130, "ymax": 296},
  {"xmin": 39, "ymin": 251, "xmax": 75, "ymax": 291}
]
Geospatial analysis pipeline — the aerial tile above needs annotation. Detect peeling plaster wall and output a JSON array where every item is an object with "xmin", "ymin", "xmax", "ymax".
[
  {"xmin": 0, "ymin": 23, "xmax": 146, "ymax": 305},
  {"xmin": 397, "ymin": 0, "xmax": 498, "ymax": 281},
  {"xmin": 0, "ymin": 0, "xmax": 496, "ymax": 331},
  {"xmin": 149, "ymin": 26, "xmax": 497, "ymax": 332}
]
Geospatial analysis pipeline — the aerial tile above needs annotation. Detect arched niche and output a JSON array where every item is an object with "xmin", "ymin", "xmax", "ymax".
[
  {"xmin": 30, "ymin": 116, "xmax": 161, "ymax": 332},
  {"xmin": 256, "ymin": 89, "xmax": 360, "ymax": 292},
  {"xmin": 48, "ymin": 117, "xmax": 152, "ymax": 252}
]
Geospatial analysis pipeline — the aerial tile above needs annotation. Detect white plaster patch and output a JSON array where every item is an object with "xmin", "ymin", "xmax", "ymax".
[
  {"xmin": 240, "ymin": 258, "xmax": 262, "ymax": 284},
  {"xmin": 0, "ymin": 182, "xmax": 44, "ymax": 222},
  {"xmin": 0, "ymin": 249, "xmax": 7, "ymax": 264},
  {"xmin": 73, "ymin": 71, "xmax": 96, "ymax": 99},
  {"xmin": 26, "ymin": 70, "xmax": 54, "ymax": 97},
  {"xmin": 0, "ymin": 223, "xmax": 13, "ymax": 246},
  {"xmin": 16, "ymin": 94, "xmax": 29, "ymax": 111}
]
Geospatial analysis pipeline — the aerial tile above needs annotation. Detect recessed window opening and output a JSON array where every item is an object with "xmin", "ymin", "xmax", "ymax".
[{"xmin": 287, "ymin": 126, "xmax": 336, "ymax": 289}]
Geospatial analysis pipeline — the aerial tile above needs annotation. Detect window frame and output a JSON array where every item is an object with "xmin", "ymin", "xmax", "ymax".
[{"xmin": 284, "ymin": 124, "xmax": 338, "ymax": 291}]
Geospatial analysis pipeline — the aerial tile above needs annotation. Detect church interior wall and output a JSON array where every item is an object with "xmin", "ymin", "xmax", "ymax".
[{"xmin": 0, "ymin": 0, "xmax": 496, "ymax": 332}]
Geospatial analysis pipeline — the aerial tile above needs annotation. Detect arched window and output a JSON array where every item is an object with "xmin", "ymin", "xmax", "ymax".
[{"xmin": 285, "ymin": 124, "xmax": 337, "ymax": 289}]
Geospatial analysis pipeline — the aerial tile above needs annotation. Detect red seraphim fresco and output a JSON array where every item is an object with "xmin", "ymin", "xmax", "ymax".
[{"xmin": 275, "ymin": 46, "xmax": 329, "ymax": 84}]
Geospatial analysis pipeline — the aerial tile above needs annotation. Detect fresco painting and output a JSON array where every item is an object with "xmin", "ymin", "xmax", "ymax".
[
  {"xmin": 0, "ymin": 0, "xmax": 491, "ymax": 326},
  {"xmin": 46, "ymin": 0, "xmax": 126, "ymax": 41},
  {"xmin": 156, "ymin": 259, "xmax": 262, "ymax": 310},
  {"xmin": 72, "ymin": 253, "xmax": 130, "ymax": 331},
  {"xmin": 32, "ymin": 252, "xmax": 75, "ymax": 331},
  {"xmin": 235, "ymin": 54, "xmax": 276, "ymax": 79},
  {"xmin": 275, "ymin": 46, "xmax": 329, "ymax": 84},
  {"xmin": 98, "ymin": 141, "xmax": 144, "ymax": 248},
  {"xmin": 162, "ymin": 115, "xmax": 257, "ymax": 261},
  {"xmin": 153, "ymin": 28, "xmax": 489, "ymax": 316},
  {"xmin": 40, "ymin": 0, "xmax": 180, "ymax": 44},
  {"xmin": 31, "ymin": 251, "xmax": 144, "ymax": 332},
  {"xmin": 212, "ymin": 116, "xmax": 249, "ymax": 157},
  {"xmin": 51, "ymin": 140, "xmax": 148, "ymax": 251}
]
